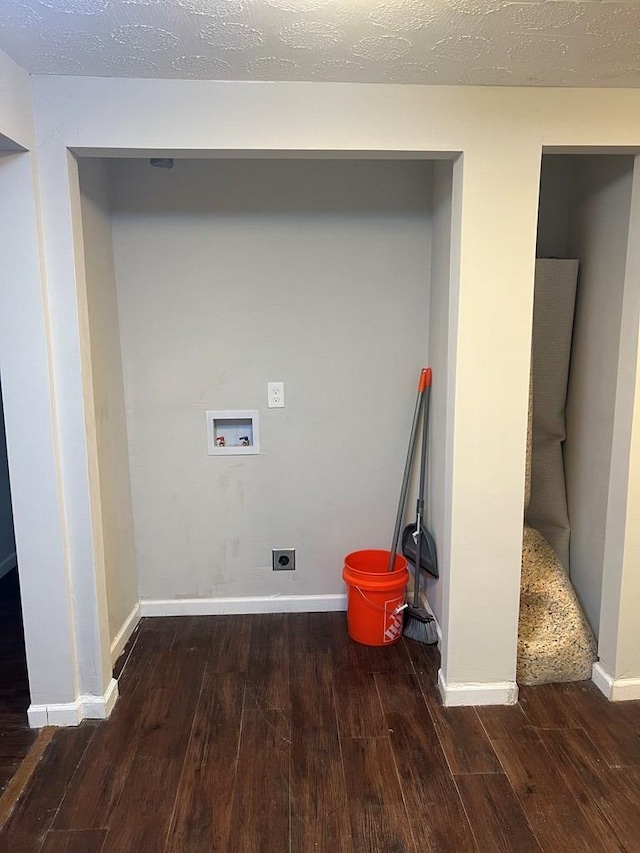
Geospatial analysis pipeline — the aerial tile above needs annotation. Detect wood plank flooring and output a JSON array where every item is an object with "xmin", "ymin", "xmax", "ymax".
[
  {"xmin": 0, "ymin": 570, "xmax": 36, "ymax": 797},
  {"xmin": 2, "ymin": 612, "xmax": 640, "ymax": 852}
]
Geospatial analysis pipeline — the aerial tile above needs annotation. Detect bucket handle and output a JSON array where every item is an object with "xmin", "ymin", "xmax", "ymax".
[{"xmin": 354, "ymin": 586, "xmax": 407, "ymax": 616}]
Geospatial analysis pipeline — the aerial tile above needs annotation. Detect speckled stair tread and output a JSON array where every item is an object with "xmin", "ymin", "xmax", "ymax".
[{"xmin": 518, "ymin": 524, "xmax": 597, "ymax": 685}]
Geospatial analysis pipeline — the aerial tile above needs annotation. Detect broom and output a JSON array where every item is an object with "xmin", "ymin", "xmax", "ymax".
[
  {"xmin": 387, "ymin": 369, "xmax": 429, "ymax": 573},
  {"xmin": 403, "ymin": 369, "xmax": 438, "ymax": 645}
]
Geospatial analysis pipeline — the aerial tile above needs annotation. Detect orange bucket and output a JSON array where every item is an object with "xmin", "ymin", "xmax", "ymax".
[{"xmin": 342, "ymin": 549, "xmax": 409, "ymax": 646}]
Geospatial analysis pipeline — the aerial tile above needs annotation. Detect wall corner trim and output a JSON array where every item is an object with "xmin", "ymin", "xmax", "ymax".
[
  {"xmin": 110, "ymin": 602, "xmax": 141, "ymax": 665},
  {"xmin": 139, "ymin": 593, "xmax": 347, "ymax": 617},
  {"xmin": 27, "ymin": 678, "xmax": 119, "ymax": 728},
  {"xmin": 592, "ymin": 662, "xmax": 640, "ymax": 701},
  {"xmin": 438, "ymin": 670, "xmax": 519, "ymax": 707}
]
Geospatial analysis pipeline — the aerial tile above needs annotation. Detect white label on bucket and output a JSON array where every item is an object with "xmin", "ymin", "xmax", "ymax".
[{"xmin": 383, "ymin": 597, "xmax": 404, "ymax": 643}]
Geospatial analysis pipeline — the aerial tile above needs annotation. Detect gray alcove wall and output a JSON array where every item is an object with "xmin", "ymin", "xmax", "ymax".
[{"xmin": 536, "ymin": 153, "xmax": 636, "ymax": 640}]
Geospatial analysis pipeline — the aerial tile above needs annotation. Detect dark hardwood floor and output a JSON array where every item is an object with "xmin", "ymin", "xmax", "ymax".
[
  {"xmin": 0, "ymin": 569, "xmax": 36, "ymax": 797},
  {"xmin": 2, "ymin": 612, "xmax": 640, "ymax": 852}
]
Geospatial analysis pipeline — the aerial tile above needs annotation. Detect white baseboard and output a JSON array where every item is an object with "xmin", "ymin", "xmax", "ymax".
[
  {"xmin": 438, "ymin": 669, "xmax": 519, "ymax": 707},
  {"xmin": 0, "ymin": 551, "xmax": 17, "ymax": 582},
  {"xmin": 139, "ymin": 593, "xmax": 347, "ymax": 617},
  {"xmin": 82, "ymin": 677, "xmax": 119, "ymax": 719},
  {"xmin": 110, "ymin": 602, "xmax": 141, "ymax": 665},
  {"xmin": 26, "ymin": 705, "xmax": 51, "ymax": 728},
  {"xmin": 592, "ymin": 661, "xmax": 640, "ymax": 701},
  {"xmin": 592, "ymin": 662, "xmax": 614, "ymax": 699},
  {"xmin": 27, "ymin": 677, "xmax": 119, "ymax": 728}
]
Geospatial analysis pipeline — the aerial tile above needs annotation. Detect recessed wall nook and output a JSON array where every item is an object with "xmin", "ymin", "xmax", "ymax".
[
  {"xmin": 3, "ymin": 70, "xmax": 640, "ymax": 726},
  {"xmin": 74, "ymin": 154, "xmax": 454, "ymax": 675},
  {"xmin": 518, "ymin": 153, "xmax": 640, "ymax": 694}
]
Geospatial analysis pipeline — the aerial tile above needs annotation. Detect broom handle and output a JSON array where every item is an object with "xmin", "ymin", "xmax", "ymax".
[
  {"xmin": 413, "ymin": 375, "xmax": 431, "ymax": 607},
  {"xmin": 388, "ymin": 369, "xmax": 430, "ymax": 573}
]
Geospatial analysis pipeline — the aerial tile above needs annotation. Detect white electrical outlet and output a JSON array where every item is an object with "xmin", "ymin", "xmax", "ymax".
[{"xmin": 268, "ymin": 382, "xmax": 284, "ymax": 408}]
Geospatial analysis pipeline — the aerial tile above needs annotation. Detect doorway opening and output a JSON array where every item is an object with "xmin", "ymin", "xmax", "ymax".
[
  {"xmin": 518, "ymin": 153, "xmax": 639, "ymax": 686},
  {"xmin": 0, "ymin": 375, "xmax": 36, "ymax": 792}
]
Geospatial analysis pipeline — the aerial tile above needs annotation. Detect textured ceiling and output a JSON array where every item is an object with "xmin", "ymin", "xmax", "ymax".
[{"xmin": 0, "ymin": 0, "xmax": 639, "ymax": 87}]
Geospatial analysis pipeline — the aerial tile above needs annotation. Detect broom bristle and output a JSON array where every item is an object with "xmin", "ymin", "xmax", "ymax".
[{"xmin": 403, "ymin": 606, "xmax": 438, "ymax": 644}]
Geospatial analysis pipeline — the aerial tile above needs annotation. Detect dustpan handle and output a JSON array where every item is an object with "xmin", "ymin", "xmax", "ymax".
[{"xmin": 387, "ymin": 368, "xmax": 431, "ymax": 573}]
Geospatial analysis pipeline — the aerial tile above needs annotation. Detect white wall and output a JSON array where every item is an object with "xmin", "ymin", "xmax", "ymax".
[
  {"xmin": 0, "ymin": 58, "xmax": 87, "ymax": 718},
  {"xmin": 22, "ymin": 140, "xmax": 116, "ymax": 715},
  {"xmin": 0, "ymin": 152, "xmax": 80, "ymax": 711},
  {"xmin": 0, "ymin": 59, "xmax": 122, "ymax": 723},
  {"xmin": 614, "ymin": 324, "xmax": 640, "ymax": 679},
  {"xmin": 599, "ymin": 157, "xmax": 640, "ymax": 684},
  {"xmin": 443, "ymin": 144, "xmax": 540, "ymax": 693},
  {"xmin": 556, "ymin": 156, "xmax": 634, "ymax": 634},
  {"xmin": 0, "ymin": 50, "xmax": 28, "ymax": 579},
  {"xmin": 26, "ymin": 77, "xmax": 640, "ymax": 706},
  {"xmin": 616, "ymin": 394, "xmax": 640, "ymax": 680},
  {"xmin": 0, "ymin": 385, "xmax": 16, "ymax": 580},
  {"xmin": 109, "ymin": 158, "xmax": 432, "ymax": 601},
  {"xmin": 0, "ymin": 47, "xmax": 34, "ymax": 150},
  {"xmin": 77, "ymin": 158, "xmax": 138, "ymax": 644}
]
